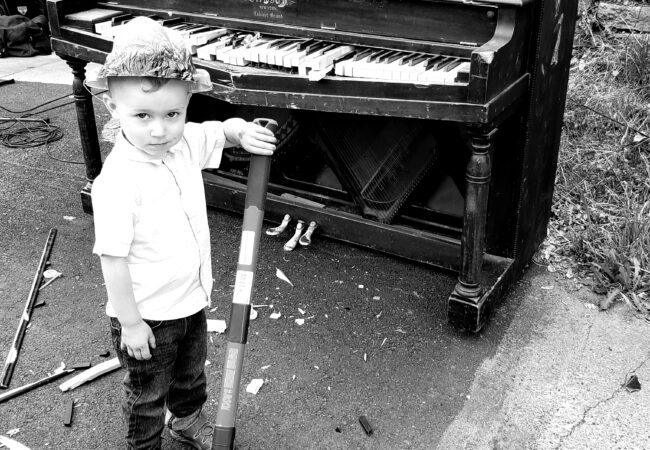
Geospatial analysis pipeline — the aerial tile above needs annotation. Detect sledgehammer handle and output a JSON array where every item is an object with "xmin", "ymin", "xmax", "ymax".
[{"xmin": 212, "ymin": 119, "xmax": 277, "ymax": 450}]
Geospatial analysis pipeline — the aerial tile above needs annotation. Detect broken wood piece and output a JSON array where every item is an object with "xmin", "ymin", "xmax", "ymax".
[
  {"xmin": 59, "ymin": 357, "xmax": 120, "ymax": 392},
  {"xmin": 69, "ymin": 360, "xmax": 91, "ymax": 370},
  {"xmin": 0, "ymin": 366, "xmax": 74, "ymax": 404},
  {"xmin": 359, "ymin": 415, "xmax": 373, "ymax": 435},
  {"xmin": 63, "ymin": 398, "xmax": 74, "ymax": 426},
  {"xmin": 1, "ymin": 228, "xmax": 57, "ymax": 389}
]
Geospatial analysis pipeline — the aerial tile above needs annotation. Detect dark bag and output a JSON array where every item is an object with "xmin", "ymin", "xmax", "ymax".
[{"xmin": 0, "ymin": 14, "xmax": 51, "ymax": 57}]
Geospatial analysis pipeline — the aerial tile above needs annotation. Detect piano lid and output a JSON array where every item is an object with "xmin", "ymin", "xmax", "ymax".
[{"xmin": 97, "ymin": 0, "xmax": 503, "ymax": 47}]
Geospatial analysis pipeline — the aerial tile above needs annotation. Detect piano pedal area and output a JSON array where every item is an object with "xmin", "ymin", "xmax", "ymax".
[{"xmin": 265, "ymin": 216, "xmax": 319, "ymax": 252}]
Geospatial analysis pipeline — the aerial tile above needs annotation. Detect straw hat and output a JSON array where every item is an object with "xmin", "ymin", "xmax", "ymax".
[{"xmin": 86, "ymin": 16, "xmax": 211, "ymax": 92}]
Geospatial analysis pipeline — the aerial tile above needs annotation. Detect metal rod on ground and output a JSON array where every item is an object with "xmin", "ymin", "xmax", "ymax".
[
  {"xmin": 0, "ymin": 228, "xmax": 57, "ymax": 389},
  {"xmin": 212, "ymin": 119, "xmax": 277, "ymax": 450}
]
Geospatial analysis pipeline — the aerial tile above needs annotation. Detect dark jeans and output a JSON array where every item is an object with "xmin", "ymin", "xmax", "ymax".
[{"xmin": 110, "ymin": 309, "xmax": 208, "ymax": 450}]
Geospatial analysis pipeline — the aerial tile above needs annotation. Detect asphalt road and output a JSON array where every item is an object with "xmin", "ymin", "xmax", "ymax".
[{"xmin": 1, "ymin": 80, "xmax": 648, "ymax": 450}]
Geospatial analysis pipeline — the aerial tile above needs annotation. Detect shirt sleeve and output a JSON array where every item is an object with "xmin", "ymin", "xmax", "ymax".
[
  {"xmin": 91, "ymin": 170, "xmax": 137, "ymax": 258},
  {"xmin": 185, "ymin": 121, "xmax": 226, "ymax": 170}
]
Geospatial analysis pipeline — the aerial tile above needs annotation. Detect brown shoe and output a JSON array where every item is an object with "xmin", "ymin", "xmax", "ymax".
[{"xmin": 168, "ymin": 409, "xmax": 214, "ymax": 450}]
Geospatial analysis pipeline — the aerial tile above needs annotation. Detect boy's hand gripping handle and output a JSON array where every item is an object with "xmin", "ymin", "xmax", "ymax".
[{"xmin": 212, "ymin": 118, "xmax": 278, "ymax": 450}]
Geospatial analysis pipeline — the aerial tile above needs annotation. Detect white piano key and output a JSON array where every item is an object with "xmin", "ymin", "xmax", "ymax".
[
  {"xmin": 306, "ymin": 45, "xmax": 354, "ymax": 71},
  {"xmin": 189, "ymin": 27, "xmax": 228, "ymax": 47},
  {"xmin": 307, "ymin": 64, "xmax": 333, "ymax": 81}
]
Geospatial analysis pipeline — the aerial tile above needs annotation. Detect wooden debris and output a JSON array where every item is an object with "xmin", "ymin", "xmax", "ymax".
[{"xmin": 59, "ymin": 358, "xmax": 120, "ymax": 392}]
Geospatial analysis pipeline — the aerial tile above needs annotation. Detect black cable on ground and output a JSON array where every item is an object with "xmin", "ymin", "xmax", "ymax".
[{"xmin": 0, "ymin": 89, "xmax": 86, "ymax": 164}]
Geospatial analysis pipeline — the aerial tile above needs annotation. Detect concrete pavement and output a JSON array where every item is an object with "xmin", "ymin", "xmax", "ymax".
[{"xmin": 0, "ymin": 54, "xmax": 648, "ymax": 450}]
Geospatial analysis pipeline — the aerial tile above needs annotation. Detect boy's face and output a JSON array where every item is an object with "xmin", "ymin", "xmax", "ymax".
[{"xmin": 103, "ymin": 78, "xmax": 191, "ymax": 158}]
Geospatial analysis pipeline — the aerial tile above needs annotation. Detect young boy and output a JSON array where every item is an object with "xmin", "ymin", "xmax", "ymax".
[{"xmin": 88, "ymin": 17, "xmax": 276, "ymax": 449}]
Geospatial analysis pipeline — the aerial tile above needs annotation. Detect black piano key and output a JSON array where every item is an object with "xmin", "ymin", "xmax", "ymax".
[
  {"xmin": 304, "ymin": 41, "xmax": 328, "ymax": 54},
  {"xmin": 386, "ymin": 52, "xmax": 407, "ymax": 64},
  {"xmin": 408, "ymin": 54, "xmax": 429, "ymax": 66},
  {"xmin": 424, "ymin": 55, "xmax": 447, "ymax": 70},
  {"xmin": 297, "ymin": 39, "xmax": 317, "ymax": 51},
  {"xmin": 160, "ymin": 17, "xmax": 183, "ymax": 27},
  {"xmin": 335, "ymin": 50, "xmax": 358, "ymax": 64},
  {"xmin": 442, "ymin": 58, "xmax": 461, "ymax": 72},
  {"xmin": 397, "ymin": 53, "xmax": 418, "ymax": 66},
  {"xmin": 110, "ymin": 14, "xmax": 133, "ymax": 26},
  {"xmin": 377, "ymin": 50, "xmax": 398, "ymax": 63},
  {"xmin": 352, "ymin": 48, "xmax": 373, "ymax": 61},
  {"xmin": 368, "ymin": 49, "xmax": 390, "ymax": 63},
  {"xmin": 276, "ymin": 40, "xmax": 297, "ymax": 50}
]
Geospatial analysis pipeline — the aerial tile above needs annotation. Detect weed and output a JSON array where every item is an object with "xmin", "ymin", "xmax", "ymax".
[{"xmin": 543, "ymin": 13, "xmax": 650, "ymax": 317}]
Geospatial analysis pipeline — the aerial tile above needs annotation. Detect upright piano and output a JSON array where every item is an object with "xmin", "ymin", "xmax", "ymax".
[{"xmin": 47, "ymin": 0, "xmax": 579, "ymax": 332}]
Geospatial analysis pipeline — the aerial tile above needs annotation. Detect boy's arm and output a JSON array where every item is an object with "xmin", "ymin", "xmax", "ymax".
[
  {"xmin": 100, "ymin": 255, "xmax": 156, "ymax": 360},
  {"xmin": 222, "ymin": 117, "xmax": 276, "ymax": 155}
]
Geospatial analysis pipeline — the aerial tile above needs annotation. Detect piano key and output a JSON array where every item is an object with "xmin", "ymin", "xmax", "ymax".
[
  {"xmin": 333, "ymin": 51, "xmax": 358, "ymax": 76},
  {"xmin": 159, "ymin": 17, "xmax": 183, "ymax": 27},
  {"xmin": 304, "ymin": 45, "xmax": 354, "ymax": 71},
  {"xmin": 196, "ymin": 35, "xmax": 233, "ymax": 60},
  {"xmin": 189, "ymin": 27, "xmax": 228, "ymax": 48},
  {"xmin": 244, "ymin": 38, "xmax": 278, "ymax": 64},
  {"xmin": 307, "ymin": 64, "xmax": 334, "ymax": 81},
  {"xmin": 442, "ymin": 58, "xmax": 461, "ymax": 72}
]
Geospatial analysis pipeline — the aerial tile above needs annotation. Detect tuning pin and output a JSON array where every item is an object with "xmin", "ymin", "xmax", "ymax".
[
  {"xmin": 299, "ymin": 221, "xmax": 318, "ymax": 247},
  {"xmin": 266, "ymin": 214, "xmax": 291, "ymax": 236},
  {"xmin": 283, "ymin": 220, "xmax": 304, "ymax": 252}
]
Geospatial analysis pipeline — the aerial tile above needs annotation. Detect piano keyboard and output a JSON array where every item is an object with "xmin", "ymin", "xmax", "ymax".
[{"xmin": 92, "ymin": 15, "xmax": 470, "ymax": 85}]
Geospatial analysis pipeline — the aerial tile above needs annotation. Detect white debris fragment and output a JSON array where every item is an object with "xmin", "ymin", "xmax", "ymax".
[
  {"xmin": 43, "ymin": 269, "xmax": 61, "ymax": 279},
  {"xmin": 63, "ymin": 216, "xmax": 75, "ymax": 221},
  {"xmin": 269, "ymin": 311, "xmax": 282, "ymax": 320},
  {"xmin": 260, "ymin": 365, "xmax": 271, "ymax": 370},
  {"xmin": 0, "ymin": 435, "xmax": 31, "ymax": 450},
  {"xmin": 292, "ymin": 375, "xmax": 296, "ymax": 381},
  {"xmin": 298, "ymin": 308, "xmax": 306, "ymax": 315},
  {"xmin": 363, "ymin": 353, "xmax": 367, "ymax": 361},
  {"xmin": 358, "ymin": 284, "xmax": 364, "ymax": 289},
  {"xmin": 381, "ymin": 338, "xmax": 387, "ymax": 347},
  {"xmin": 249, "ymin": 308, "xmax": 258, "ymax": 320},
  {"xmin": 375, "ymin": 311, "xmax": 382, "ymax": 319},
  {"xmin": 205, "ymin": 360, "xmax": 211, "ymax": 366},
  {"xmin": 276, "ymin": 268, "xmax": 293, "ymax": 286},
  {"xmin": 246, "ymin": 378, "xmax": 264, "ymax": 394},
  {"xmin": 207, "ymin": 319, "xmax": 227, "ymax": 333},
  {"xmin": 372, "ymin": 296, "xmax": 380, "ymax": 300},
  {"xmin": 541, "ymin": 286, "xmax": 554, "ymax": 290},
  {"xmin": 295, "ymin": 318, "xmax": 305, "ymax": 326}
]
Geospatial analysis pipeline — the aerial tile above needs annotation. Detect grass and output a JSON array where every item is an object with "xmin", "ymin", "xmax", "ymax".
[{"xmin": 538, "ymin": 7, "xmax": 650, "ymax": 317}]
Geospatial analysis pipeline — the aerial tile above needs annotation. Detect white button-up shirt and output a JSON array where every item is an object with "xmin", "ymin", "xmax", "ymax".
[{"xmin": 92, "ymin": 122, "xmax": 225, "ymax": 320}]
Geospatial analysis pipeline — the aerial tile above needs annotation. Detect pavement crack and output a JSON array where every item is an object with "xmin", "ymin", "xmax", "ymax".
[{"xmin": 554, "ymin": 354, "xmax": 650, "ymax": 449}]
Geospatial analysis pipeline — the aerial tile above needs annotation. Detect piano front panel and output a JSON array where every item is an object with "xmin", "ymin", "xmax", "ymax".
[{"xmin": 95, "ymin": 0, "xmax": 499, "ymax": 49}]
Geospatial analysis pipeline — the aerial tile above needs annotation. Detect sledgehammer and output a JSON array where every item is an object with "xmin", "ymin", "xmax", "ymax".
[{"xmin": 212, "ymin": 118, "xmax": 278, "ymax": 450}]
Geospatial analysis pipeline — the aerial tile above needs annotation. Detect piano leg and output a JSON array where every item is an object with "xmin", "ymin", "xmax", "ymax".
[
  {"xmin": 448, "ymin": 126, "xmax": 496, "ymax": 332},
  {"xmin": 61, "ymin": 56, "xmax": 102, "ymax": 214}
]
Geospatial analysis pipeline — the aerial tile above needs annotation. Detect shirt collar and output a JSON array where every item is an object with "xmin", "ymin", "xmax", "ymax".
[{"xmin": 113, "ymin": 131, "xmax": 183, "ymax": 164}]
